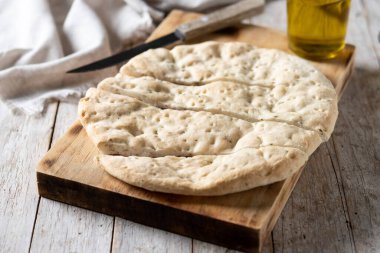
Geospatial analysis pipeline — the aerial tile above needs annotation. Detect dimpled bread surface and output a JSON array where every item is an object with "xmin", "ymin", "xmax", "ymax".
[{"xmin": 78, "ymin": 41, "xmax": 338, "ymax": 196}]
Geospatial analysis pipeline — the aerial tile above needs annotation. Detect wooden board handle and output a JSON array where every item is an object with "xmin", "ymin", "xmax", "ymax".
[{"xmin": 176, "ymin": 0, "xmax": 265, "ymax": 41}]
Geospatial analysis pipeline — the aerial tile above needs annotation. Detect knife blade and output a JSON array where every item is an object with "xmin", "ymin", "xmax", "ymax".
[{"xmin": 67, "ymin": 0, "xmax": 264, "ymax": 73}]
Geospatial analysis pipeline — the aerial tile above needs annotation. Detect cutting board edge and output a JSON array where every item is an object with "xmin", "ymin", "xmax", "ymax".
[
  {"xmin": 37, "ymin": 156, "xmax": 265, "ymax": 231},
  {"xmin": 37, "ymin": 171, "xmax": 262, "ymax": 252}
]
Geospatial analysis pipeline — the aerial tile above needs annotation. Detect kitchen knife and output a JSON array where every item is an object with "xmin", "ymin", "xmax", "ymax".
[{"xmin": 67, "ymin": 0, "xmax": 264, "ymax": 73}]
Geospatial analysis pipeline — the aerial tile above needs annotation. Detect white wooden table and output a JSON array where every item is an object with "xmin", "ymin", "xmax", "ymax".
[{"xmin": 1, "ymin": 1, "xmax": 379, "ymax": 252}]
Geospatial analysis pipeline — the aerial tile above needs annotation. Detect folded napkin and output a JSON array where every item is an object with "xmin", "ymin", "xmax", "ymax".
[{"xmin": 0, "ymin": 0, "xmax": 239, "ymax": 115}]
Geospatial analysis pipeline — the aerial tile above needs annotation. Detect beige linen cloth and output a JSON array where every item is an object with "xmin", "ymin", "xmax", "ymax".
[{"xmin": 0, "ymin": 0, "xmax": 239, "ymax": 115}]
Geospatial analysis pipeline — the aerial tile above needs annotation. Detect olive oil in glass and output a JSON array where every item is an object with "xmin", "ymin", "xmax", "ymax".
[{"xmin": 287, "ymin": 0, "xmax": 350, "ymax": 60}]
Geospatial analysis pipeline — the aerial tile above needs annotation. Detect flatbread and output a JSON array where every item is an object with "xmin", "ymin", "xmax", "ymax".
[{"xmin": 78, "ymin": 41, "xmax": 338, "ymax": 195}]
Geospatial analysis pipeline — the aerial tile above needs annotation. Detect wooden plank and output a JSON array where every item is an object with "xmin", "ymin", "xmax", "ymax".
[
  {"xmin": 193, "ymin": 240, "xmax": 240, "ymax": 253},
  {"xmin": 30, "ymin": 102, "xmax": 114, "ymax": 253},
  {"xmin": 50, "ymin": 102, "xmax": 80, "ymax": 146},
  {"xmin": 112, "ymin": 220, "xmax": 192, "ymax": 253},
  {"xmin": 327, "ymin": 0, "xmax": 380, "ymax": 251},
  {"xmin": 0, "ymin": 103, "xmax": 57, "ymax": 253},
  {"xmin": 273, "ymin": 143, "xmax": 355, "ymax": 253},
  {"xmin": 249, "ymin": 0, "xmax": 287, "ymax": 31},
  {"xmin": 362, "ymin": 0, "xmax": 380, "ymax": 63},
  {"xmin": 30, "ymin": 198, "xmax": 113, "ymax": 253},
  {"xmin": 193, "ymin": 237, "xmax": 273, "ymax": 253},
  {"xmin": 36, "ymin": 10, "xmax": 354, "ymax": 253}
]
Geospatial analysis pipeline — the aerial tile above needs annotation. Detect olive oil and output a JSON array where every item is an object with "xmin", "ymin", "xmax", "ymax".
[{"xmin": 287, "ymin": 0, "xmax": 350, "ymax": 60}]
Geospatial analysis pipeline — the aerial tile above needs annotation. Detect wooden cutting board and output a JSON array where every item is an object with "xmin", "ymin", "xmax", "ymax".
[{"xmin": 37, "ymin": 10, "xmax": 355, "ymax": 253}]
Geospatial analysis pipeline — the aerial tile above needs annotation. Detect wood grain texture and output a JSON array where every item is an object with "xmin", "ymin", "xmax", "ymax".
[
  {"xmin": 30, "ymin": 198, "xmax": 113, "ymax": 253},
  {"xmin": 30, "ymin": 102, "xmax": 114, "ymax": 253},
  {"xmin": 273, "ymin": 143, "xmax": 356, "ymax": 253},
  {"xmin": 36, "ymin": 10, "xmax": 354, "ymax": 253},
  {"xmin": 193, "ymin": 240, "xmax": 240, "ymax": 253},
  {"xmin": 328, "ymin": 0, "xmax": 380, "ymax": 251},
  {"xmin": 361, "ymin": 0, "xmax": 380, "ymax": 63},
  {"xmin": 193, "ymin": 236, "xmax": 273, "ymax": 253},
  {"xmin": 50, "ymin": 102, "xmax": 81, "ymax": 146},
  {"xmin": 112, "ymin": 220, "xmax": 192, "ymax": 253},
  {"xmin": 0, "ymin": 103, "xmax": 57, "ymax": 253}
]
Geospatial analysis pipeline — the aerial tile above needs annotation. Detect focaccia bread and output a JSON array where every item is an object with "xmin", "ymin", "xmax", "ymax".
[{"xmin": 78, "ymin": 41, "xmax": 338, "ymax": 196}]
